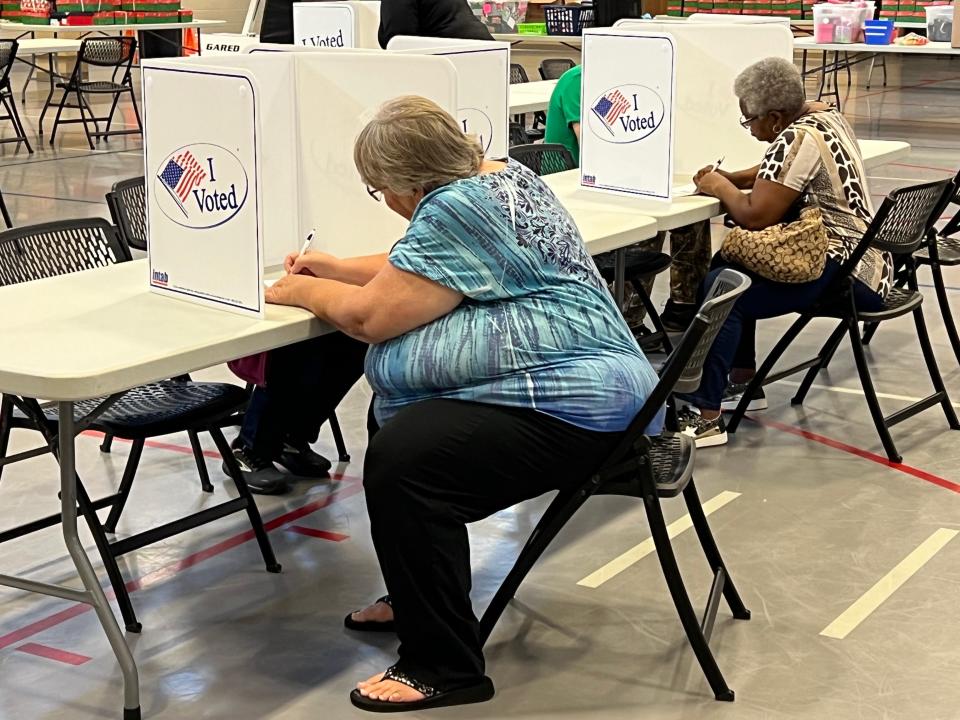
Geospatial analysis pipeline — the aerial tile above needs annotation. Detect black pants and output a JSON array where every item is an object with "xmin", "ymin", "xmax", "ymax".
[
  {"xmin": 364, "ymin": 399, "xmax": 622, "ymax": 690},
  {"xmin": 239, "ymin": 332, "xmax": 367, "ymax": 458}
]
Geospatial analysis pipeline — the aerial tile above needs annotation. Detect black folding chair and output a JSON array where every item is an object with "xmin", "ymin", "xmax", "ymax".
[
  {"xmin": 0, "ymin": 40, "xmax": 32, "ymax": 154},
  {"xmin": 509, "ymin": 62, "xmax": 545, "ymax": 141},
  {"xmin": 479, "ymin": 269, "xmax": 753, "ymax": 701},
  {"xmin": 104, "ymin": 175, "xmax": 352, "ymax": 463},
  {"xmin": 510, "ymin": 142, "xmax": 674, "ymax": 353},
  {"xmin": 726, "ymin": 179, "xmax": 960, "ymax": 463},
  {"xmin": 0, "ymin": 186, "xmax": 11, "ymax": 229},
  {"xmin": 0, "ymin": 218, "xmax": 281, "ymax": 633},
  {"xmin": 864, "ymin": 170, "xmax": 960, "ymax": 369},
  {"xmin": 508, "ymin": 121, "xmax": 530, "ymax": 147},
  {"xmin": 46, "ymin": 37, "xmax": 142, "ymax": 150},
  {"xmin": 538, "ymin": 57, "xmax": 575, "ymax": 80}
]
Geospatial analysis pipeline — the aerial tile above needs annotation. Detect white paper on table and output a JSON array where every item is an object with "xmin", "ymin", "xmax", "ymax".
[{"xmin": 673, "ymin": 182, "xmax": 698, "ymax": 196}]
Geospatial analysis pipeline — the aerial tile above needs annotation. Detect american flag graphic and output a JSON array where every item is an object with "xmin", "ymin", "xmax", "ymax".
[
  {"xmin": 591, "ymin": 90, "xmax": 631, "ymax": 134},
  {"xmin": 158, "ymin": 152, "xmax": 207, "ymax": 216}
]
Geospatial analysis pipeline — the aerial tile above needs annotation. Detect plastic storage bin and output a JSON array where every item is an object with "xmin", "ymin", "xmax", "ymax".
[
  {"xmin": 812, "ymin": 2, "xmax": 876, "ymax": 43},
  {"xmin": 544, "ymin": 3, "xmax": 595, "ymax": 35},
  {"xmin": 926, "ymin": 4, "xmax": 954, "ymax": 42},
  {"xmin": 863, "ymin": 17, "xmax": 894, "ymax": 43}
]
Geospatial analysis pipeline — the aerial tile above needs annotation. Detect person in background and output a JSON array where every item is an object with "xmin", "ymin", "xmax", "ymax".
[
  {"xmin": 266, "ymin": 96, "xmax": 663, "ymax": 711},
  {"xmin": 678, "ymin": 57, "xmax": 888, "ymax": 448},
  {"xmin": 260, "ymin": 0, "xmax": 299, "ymax": 44},
  {"xmin": 378, "ymin": 0, "xmax": 493, "ymax": 48},
  {"xmin": 544, "ymin": 63, "xmax": 711, "ymax": 334}
]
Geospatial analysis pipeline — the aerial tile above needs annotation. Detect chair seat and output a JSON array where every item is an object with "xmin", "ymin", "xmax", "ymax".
[
  {"xmin": 12, "ymin": 381, "xmax": 248, "ymax": 439},
  {"xmin": 650, "ymin": 432, "xmax": 696, "ymax": 498},
  {"xmin": 596, "ymin": 250, "xmax": 672, "ymax": 282},
  {"xmin": 915, "ymin": 235, "xmax": 960, "ymax": 266},
  {"xmin": 856, "ymin": 286, "xmax": 923, "ymax": 322},
  {"xmin": 57, "ymin": 80, "xmax": 128, "ymax": 93}
]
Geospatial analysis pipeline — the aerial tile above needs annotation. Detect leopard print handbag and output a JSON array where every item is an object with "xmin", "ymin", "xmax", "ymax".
[{"xmin": 720, "ymin": 201, "xmax": 830, "ymax": 284}]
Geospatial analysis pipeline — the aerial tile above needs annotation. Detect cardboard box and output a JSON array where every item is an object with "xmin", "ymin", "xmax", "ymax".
[
  {"xmin": 953, "ymin": 1, "xmax": 960, "ymax": 46},
  {"xmin": 177, "ymin": 7, "xmax": 190, "ymax": 21}
]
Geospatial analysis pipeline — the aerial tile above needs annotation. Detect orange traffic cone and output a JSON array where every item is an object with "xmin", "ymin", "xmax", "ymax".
[{"xmin": 183, "ymin": 27, "xmax": 199, "ymax": 56}]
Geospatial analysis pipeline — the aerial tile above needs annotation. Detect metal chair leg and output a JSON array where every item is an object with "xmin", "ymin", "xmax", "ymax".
[
  {"xmin": 792, "ymin": 320, "xmax": 849, "ymax": 406},
  {"xmin": 103, "ymin": 439, "xmax": 144, "ymax": 534},
  {"xmin": 0, "ymin": 190, "xmax": 11, "ymax": 230},
  {"xmin": 683, "ymin": 480, "xmax": 751, "ymax": 621},
  {"xmin": 209, "ymin": 426, "xmax": 282, "ymax": 574},
  {"xmin": 478, "ymin": 488, "xmax": 588, "ymax": 645},
  {"xmin": 188, "ymin": 430, "xmax": 214, "ymax": 492},
  {"xmin": 0, "ymin": 394, "xmax": 12, "ymax": 483},
  {"xmin": 100, "ymin": 434, "xmax": 115, "ymax": 453},
  {"xmin": 847, "ymin": 318, "xmax": 901, "ymax": 463},
  {"xmin": 48, "ymin": 89, "xmax": 70, "ymax": 146},
  {"xmin": 634, "ymin": 279, "xmax": 674, "ymax": 355},
  {"xmin": 911, "ymin": 304, "xmax": 960, "ymax": 430},
  {"xmin": 727, "ymin": 315, "xmax": 812, "ymax": 433},
  {"xmin": 328, "ymin": 413, "xmax": 350, "ymax": 463},
  {"xmin": 643, "ymin": 489, "xmax": 735, "ymax": 701},
  {"xmin": 930, "ymin": 262, "xmax": 960, "ymax": 367},
  {"xmin": 75, "ymin": 89, "xmax": 97, "ymax": 150}
]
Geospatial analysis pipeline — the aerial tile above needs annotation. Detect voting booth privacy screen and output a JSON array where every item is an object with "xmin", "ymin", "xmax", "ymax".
[
  {"xmin": 293, "ymin": 1, "xmax": 382, "ymax": 48},
  {"xmin": 387, "ymin": 36, "xmax": 510, "ymax": 160},
  {"xmin": 143, "ymin": 51, "xmax": 457, "ymax": 317},
  {"xmin": 579, "ymin": 30, "xmax": 677, "ymax": 199}
]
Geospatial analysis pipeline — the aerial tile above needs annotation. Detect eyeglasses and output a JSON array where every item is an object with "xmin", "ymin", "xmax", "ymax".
[
  {"xmin": 739, "ymin": 114, "xmax": 759, "ymax": 129},
  {"xmin": 366, "ymin": 186, "xmax": 382, "ymax": 202}
]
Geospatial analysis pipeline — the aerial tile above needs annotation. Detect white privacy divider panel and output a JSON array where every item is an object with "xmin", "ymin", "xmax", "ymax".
[
  {"xmin": 293, "ymin": 1, "xmax": 381, "ymax": 48},
  {"xmin": 611, "ymin": 20, "xmax": 793, "ymax": 175},
  {"xmin": 387, "ymin": 36, "xmax": 510, "ymax": 159}
]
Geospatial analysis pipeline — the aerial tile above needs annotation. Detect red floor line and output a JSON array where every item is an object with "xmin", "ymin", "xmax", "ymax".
[
  {"xmin": 747, "ymin": 416, "xmax": 960, "ymax": 494},
  {"xmin": 287, "ymin": 526, "xmax": 350, "ymax": 542},
  {"xmin": 80, "ymin": 431, "xmax": 221, "ymax": 460},
  {"xmin": 0, "ymin": 475, "xmax": 365, "ymax": 651},
  {"xmin": 16, "ymin": 642, "xmax": 91, "ymax": 666}
]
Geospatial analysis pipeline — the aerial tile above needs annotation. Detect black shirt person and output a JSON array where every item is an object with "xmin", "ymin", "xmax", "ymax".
[{"xmin": 378, "ymin": 0, "xmax": 493, "ymax": 48}]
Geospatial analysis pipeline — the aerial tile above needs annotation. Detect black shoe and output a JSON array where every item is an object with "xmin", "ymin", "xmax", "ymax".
[
  {"xmin": 632, "ymin": 325, "xmax": 667, "ymax": 352},
  {"xmin": 661, "ymin": 300, "xmax": 697, "ymax": 333},
  {"xmin": 721, "ymin": 383, "xmax": 768, "ymax": 412},
  {"xmin": 222, "ymin": 444, "xmax": 289, "ymax": 495},
  {"xmin": 277, "ymin": 441, "xmax": 332, "ymax": 478}
]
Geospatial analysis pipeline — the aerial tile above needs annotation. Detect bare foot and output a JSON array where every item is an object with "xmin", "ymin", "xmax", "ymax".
[
  {"xmin": 350, "ymin": 599, "xmax": 394, "ymax": 624},
  {"xmin": 357, "ymin": 672, "xmax": 426, "ymax": 703}
]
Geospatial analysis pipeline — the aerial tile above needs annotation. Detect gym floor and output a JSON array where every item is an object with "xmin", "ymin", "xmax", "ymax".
[{"xmin": 1, "ymin": 53, "xmax": 959, "ymax": 720}]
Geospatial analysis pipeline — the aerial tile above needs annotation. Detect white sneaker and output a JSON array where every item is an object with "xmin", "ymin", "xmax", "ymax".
[{"xmin": 678, "ymin": 408, "xmax": 728, "ymax": 448}]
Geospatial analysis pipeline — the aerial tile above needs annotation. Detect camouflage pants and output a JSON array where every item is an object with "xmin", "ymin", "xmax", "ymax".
[{"xmin": 601, "ymin": 220, "xmax": 712, "ymax": 327}]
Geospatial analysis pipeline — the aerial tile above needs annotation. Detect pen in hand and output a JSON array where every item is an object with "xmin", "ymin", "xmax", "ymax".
[
  {"xmin": 713, "ymin": 156, "xmax": 725, "ymax": 172},
  {"xmin": 291, "ymin": 229, "xmax": 316, "ymax": 275}
]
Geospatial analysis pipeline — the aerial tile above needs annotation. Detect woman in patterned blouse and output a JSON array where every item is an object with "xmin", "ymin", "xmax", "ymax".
[
  {"xmin": 679, "ymin": 57, "xmax": 890, "ymax": 449},
  {"xmin": 266, "ymin": 96, "xmax": 662, "ymax": 712}
]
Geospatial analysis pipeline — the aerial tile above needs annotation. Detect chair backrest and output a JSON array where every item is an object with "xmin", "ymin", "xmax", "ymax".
[
  {"xmin": 602, "ymin": 269, "xmax": 752, "ymax": 467},
  {"xmin": 508, "ymin": 122, "xmax": 530, "ymax": 147},
  {"xmin": 509, "ymin": 143, "xmax": 576, "ymax": 176},
  {"xmin": 0, "ymin": 218, "xmax": 130, "ymax": 287},
  {"xmin": 0, "ymin": 40, "xmax": 17, "ymax": 86},
  {"xmin": 509, "ymin": 63, "xmax": 529, "ymax": 85},
  {"xmin": 844, "ymin": 178, "xmax": 955, "ymax": 276},
  {"xmin": 78, "ymin": 37, "xmax": 137, "ymax": 69},
  {"xmin": 539, "ymin": 58, "xmax": 575, "ymax": 80},
  {"xmin": 939, "ymin": 169, "xmax": 960, "ymax": 238},
  {"xmin": 106, "ymin": 176, "xmax": 147, "ymax": 252}
]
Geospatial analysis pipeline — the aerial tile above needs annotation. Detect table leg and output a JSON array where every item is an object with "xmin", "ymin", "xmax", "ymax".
[
  {"xmin": 57, "ymin": 402, "xmax": 141, "ymax": 720},
  {"xmin": 613, "ymin": 248, "xmax": 627, "ymax": 309}
]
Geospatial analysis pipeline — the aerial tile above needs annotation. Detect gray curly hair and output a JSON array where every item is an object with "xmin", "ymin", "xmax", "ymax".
[{"xmin": 734, "ymin": 57, "xmax": 806, "ymax": 117}]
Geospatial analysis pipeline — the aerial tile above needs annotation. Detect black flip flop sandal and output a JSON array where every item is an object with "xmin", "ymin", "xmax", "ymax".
[
  {"xmin": 350, "ymin": 666, "xmax": 495, "ymax": 713},
  {"xmin": 344, "ymin": 595, "xmax": 395, "ymax": 633}
]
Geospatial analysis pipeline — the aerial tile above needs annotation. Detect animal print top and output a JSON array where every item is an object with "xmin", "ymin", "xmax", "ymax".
[{"xmin": 758, "ymin": 108, "xmax": 892, "ymax": 297}]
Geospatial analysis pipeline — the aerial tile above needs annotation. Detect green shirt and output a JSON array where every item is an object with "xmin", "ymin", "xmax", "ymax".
[{"xmin": 544, "ymin": 65, "xmax": 582, "ymax": 166}]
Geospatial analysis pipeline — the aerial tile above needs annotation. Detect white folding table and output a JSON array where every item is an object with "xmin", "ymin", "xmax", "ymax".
[
  {"xmin": 509, "ymin": 79, "xmax": 557, "ymax": 115},
  {"xmin": 0, "ymin": 200, "xmax": 657, "ymax": 717}
]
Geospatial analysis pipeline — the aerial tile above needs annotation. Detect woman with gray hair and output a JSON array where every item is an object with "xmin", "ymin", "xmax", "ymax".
[
  {"xmin": 266, "ymin": 96, "xmax": 662, "ymax": 711},
  {"xmin": 676, "ymin": 56, "xmax": 891, "ymax": 447}
]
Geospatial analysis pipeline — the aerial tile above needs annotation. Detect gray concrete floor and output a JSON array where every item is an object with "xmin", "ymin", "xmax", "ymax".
[{"xmin": 1, "ymin": 54, "xmax": 960, "ymax": 720}]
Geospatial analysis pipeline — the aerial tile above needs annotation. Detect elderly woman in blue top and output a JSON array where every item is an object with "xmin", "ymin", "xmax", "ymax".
[{"xmin": 265, "ymin": 96, "xmax": 661, "ymax": 713}]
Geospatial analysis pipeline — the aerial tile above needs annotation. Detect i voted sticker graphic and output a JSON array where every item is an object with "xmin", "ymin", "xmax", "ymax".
[
  {"xmin": 587, "ymin": 85, "xmax": 665, "ymax": 145},
  {"xmin": 155, "ymin": 143, "xmax": 249, "ymax": 229},
  {"xmin": 460, "ymin": 108, "xmax": 494, "ymax": 155}
]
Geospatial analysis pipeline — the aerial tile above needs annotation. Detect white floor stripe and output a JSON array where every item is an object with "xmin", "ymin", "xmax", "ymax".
[
  {"xmin": 778, "ymin": 379, "xmax": 960, "ymax": 409},
  {"xmin": 820, "ymin": 528, "xmax": 958, "ymax": 640},
  {"xmin": 576, "ymin": 490, "xmax": 741, "ymax": 589}
]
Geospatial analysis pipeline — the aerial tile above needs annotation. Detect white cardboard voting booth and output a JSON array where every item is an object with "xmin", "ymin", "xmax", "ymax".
[
  {"xmin": 387, "ymin": 36, "xmax": 510, "ymax": 159},
  {"xmin": 611, "ymin": 21, "xmax": 794, "ymax": 176},
  {"xmin": 201, "ymin": 33, "xmax": 260, "ymax": 55},
  {"xmin": 293, "ymin": 1, "xmax": 381, "ymax": 49},
  {"xmin": 579, "ymin": 30, "xmax": 677, "ymax": 199},
  {"xmin": 142, "ymin": 51, "xmax": 457, "ymax": 317}
]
